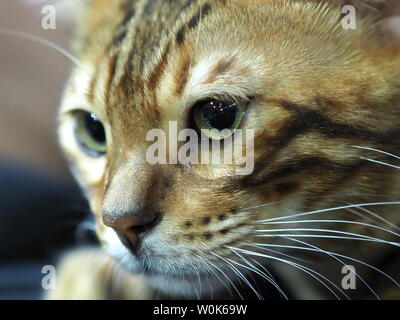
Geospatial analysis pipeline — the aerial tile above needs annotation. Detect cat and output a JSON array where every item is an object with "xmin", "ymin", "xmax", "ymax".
[{"xmin": 38, "ymin": 0, "xmax": 400, "ymax": 299}]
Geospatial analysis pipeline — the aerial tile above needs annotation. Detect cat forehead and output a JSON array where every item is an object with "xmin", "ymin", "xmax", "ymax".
[
  {"xmin": 66, "ymin": 51, "xmax": 257, "ymax": 113},
  {"xmin": 64, "ymin": 0, "xmax": 381, "ymax": 114}
]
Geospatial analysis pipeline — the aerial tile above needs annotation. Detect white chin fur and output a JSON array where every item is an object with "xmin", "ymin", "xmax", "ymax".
[
  {"xmin": 146, "ymin": 274, "xmax": 221, "ymax": 298},
  {"xmin": 102, "ymin": 227, "xmax": 224, "ymax": 298}
]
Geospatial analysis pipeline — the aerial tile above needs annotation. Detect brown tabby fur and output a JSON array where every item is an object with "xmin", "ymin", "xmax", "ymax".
[{"xmin": 52, "ymin": 0, "xmax": 400, "ymax": 299}]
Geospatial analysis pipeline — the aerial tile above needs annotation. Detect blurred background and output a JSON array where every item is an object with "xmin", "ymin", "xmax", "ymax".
[{"xmin": 0, "ymin": 0, "xmax": 93, "ymax": 299}]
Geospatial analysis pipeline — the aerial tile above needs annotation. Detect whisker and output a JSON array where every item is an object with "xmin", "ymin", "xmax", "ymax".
[
  {"xmin": 227, "ymin": 246, "xmax": 348, "ymax": 299},
  {"xmin": 246, "ymin": 240, "xmax": 380, "ymax": 299},
  {"xmin": 352, "ymin": 145, "xmax": 400, "ymax": 160},
  {"xmin": 248, "ymin": 228, "xmax": 400, "ymax": 245},
  {"xmin": 211, "ymin": 252, "xmax": 264, "ymax": 300},
  {"xmin": 343, "ymin": 204, "xmax": 400, "ymax": 232},
  {"xmin": 221, "ymin": 194, "xmax": 400, "ymax": 225},
  {"xmin": 188, "ymin": 263, "xmax": 201, "ymax": 300},
  {"xmin": 0, "ymin": 27, "xmax": 82, "ymax": 67},
  {"xmin": 236, "ymin": 194, "xmax": 400, "ymax": 215},
  {"xmin": 281, "ymin": 236, "xmax": 400, "ymax": 290},
  {"xmin": 241, "ymin": 242, "xmax": 312, "ymax": 264},
  {"xmin": 234, "ymin": 232, "xmax": 400, "ymax": 247},
  {"xmin": 198, "ymin": 254, "xmax": 244, "ymax": 300},
  {"xmin": 226, "ymin": 247, "xmax": 289, "ymax": 299},
  {"xmin": 360, "ymin": 157, "xmax": 400, "ymax": 170},
  {"xmin": 251, "ymin": 220, "xmax": 400, "ymax": 238},
  {"xmin": 344, "ymin": 207, "xmax": 386, "ymax": 228},
  {"xmin": 255, "ymin": 202, "xmax": 400, "ymax": 224},
  {"xmin": 250, "ymin": 258, "xmax": 288, "ymax": 300},
  {"xmin": 194, "ymin": 254, "xmax": 234, "ymax": 298}
]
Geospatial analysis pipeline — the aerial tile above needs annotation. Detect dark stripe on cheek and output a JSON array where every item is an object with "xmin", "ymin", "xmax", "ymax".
[
  {"xmin": 302, "ymin": 159, "xmax": 372, "ymax": 209},
  {"xmin": 243, "ymin": 157, "xmax": 327, "ymax": 187},
  {"xmin": 249, "ymin": 99, "xmax": 400, "ymax": 178},
  {"xmin": 242, "ymin": 156, "xmax": 367, "ymax": 188},
  {"xmin": 274, "ymin": 182, "xmax": 299, "ymax": 197},
  {"xmin": 282, "ymin": 102, "xmax": 400, "ymax": 144}
]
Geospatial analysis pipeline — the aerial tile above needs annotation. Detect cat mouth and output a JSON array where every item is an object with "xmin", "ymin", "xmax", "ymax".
[
  {"xmin": 114, "ymin": 245, "xmax": 214, "ymax": 284},
  {"xmin": 125, "ymin": 255, "xmax": 199, "ymax": 279},
  {"xmin": 142, "ymin": 264, "xmax": 226, "ymax": 297},
  {"xmin": 118, "ymin": 253, "xmax": 218, "ymax": 296}
]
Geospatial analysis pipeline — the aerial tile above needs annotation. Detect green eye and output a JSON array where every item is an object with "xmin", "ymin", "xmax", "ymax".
[
  {"xmin": 74, "ymin": 111, "xmax": 107, "ymax": 156},
  {"xmin": 192, "ymin": 99, "xmax": 246, "ymax": 140}
]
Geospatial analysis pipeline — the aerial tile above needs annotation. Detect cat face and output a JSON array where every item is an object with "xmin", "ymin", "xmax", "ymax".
[{"xmin": 58, "ymin": 0, "xmax": 400, "ymax": 298}]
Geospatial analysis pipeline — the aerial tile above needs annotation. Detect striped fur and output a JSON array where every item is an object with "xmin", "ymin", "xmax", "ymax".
[{"xmin": 54, "ymin": 0, "xmax": 400, "ymax": 299}]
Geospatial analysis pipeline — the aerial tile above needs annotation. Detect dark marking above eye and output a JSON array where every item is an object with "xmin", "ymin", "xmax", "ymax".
[
  {"xmin": 214, "ymin": 59, "xmax": 234, "ymax": 74},
  {"xmin": 205, "ymin": 57, "xmax": 236, "ymax": 84}
]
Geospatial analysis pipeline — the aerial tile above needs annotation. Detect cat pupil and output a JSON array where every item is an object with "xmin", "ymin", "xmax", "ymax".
[
  {"xmin": 201, "ymin": 100, "xmax": 237, "ymax": 131},
  {"xmin": 85, "ymin": 113, "xmax": 106, "ymax": 143}
]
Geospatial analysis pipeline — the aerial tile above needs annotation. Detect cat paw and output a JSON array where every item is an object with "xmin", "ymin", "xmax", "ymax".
[{"xmin": 45, "ymin": 248, "xmax": 152, "ymax": 300}]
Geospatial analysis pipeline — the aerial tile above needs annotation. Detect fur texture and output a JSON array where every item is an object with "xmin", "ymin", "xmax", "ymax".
[{"xmin": 51, "ymin": 0, "xmax": 400, "ymax": 299}]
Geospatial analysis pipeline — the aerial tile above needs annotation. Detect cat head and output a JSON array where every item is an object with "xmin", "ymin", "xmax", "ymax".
[{"xmin": 56, "ymin": 0, "xmax": 400, "ymax": 298}]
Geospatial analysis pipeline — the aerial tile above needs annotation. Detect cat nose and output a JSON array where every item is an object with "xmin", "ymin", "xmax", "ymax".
[{"xmin": 102, "ymin": 210, "xmax": 161, "ymax": 252}]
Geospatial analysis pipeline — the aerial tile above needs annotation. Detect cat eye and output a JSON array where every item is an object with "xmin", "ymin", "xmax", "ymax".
[
  {"xmin": 74, "ymin": 111, "xmax": 107, "ymax": 156},
  {"xmin": 192, "ymin": 99, "xmax": 246, "ymax": 140}
]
